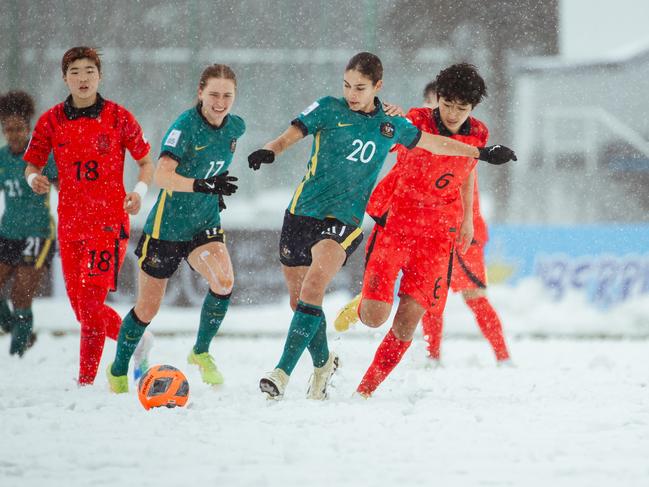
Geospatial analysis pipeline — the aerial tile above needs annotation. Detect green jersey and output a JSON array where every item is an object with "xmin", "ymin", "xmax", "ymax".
[
  {"xmin": 288, "ymin": 96, "xmax": 421, "ymax": 226},
  {"xmin": 0, "ymin": 146, "xmax": 57, "ymax": 239},
  {"xmin": 144, "ymin": 105, "xmax": 246, "ymax": 241}
]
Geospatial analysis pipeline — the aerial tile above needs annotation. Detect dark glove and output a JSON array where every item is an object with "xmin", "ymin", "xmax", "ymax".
[
  {"xmin": 218, "ymin": 194, "xmax": 226, "ymax": 212},
  {"xmin": 193, "ymin": 171, "xmax": 238, "ymax": 195},
  {"xmin": 478, "ymin": 145, "xmax": 517, "ymax": 165},
  {"xmin": 248, "ymin": 149, "xmax": 275, "ymax": 170}
]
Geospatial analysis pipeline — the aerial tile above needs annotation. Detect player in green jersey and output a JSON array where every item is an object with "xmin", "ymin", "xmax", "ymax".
[
  {"xmin": 247, "ymin": 52, "xmax": 516, "ymax": 400},
  {"xmin": 107, "ymin": 64, "xmax": 243, "ymax": 393},
  {"xmin": 0, "ymin": 91, "xmax": 57, "ymax": 356}
]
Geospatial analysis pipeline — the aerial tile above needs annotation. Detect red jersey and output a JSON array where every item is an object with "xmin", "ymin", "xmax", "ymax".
[
  {"xmin": 367, "ymin": 107, "xmax": 488, "ymax": 237},
  {"xmin": 24, "ymin": 95, "xmax": 150, "ymax": 242}
]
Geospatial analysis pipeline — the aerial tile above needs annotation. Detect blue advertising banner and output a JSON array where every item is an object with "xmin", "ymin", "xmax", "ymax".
[{"xmin": 485, "ymin": 225, "xmax": 649, "ymax": 307}]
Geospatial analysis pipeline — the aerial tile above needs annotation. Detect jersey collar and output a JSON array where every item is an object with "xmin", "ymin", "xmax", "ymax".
[
  {"xmin": 63, "ymin": 94, "xmax": 105, "ymax": 120},
  {"xmin": 433, "ymin": 107, "xmax": 471, "ymax": 136},
  {"xmin": 196, "ymin": 103, "xmax": 229, "ymax": 130},
  {"xmin": 350, "ymin": 97, "xmax": 382, "ymax": 118}
]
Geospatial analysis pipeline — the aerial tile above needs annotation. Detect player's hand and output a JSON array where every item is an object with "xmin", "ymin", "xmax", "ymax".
[
  {"xmin": 124, "ymin": 192, "xmax": 142, "ymax": 214},
  {"xmin": 248, "ymin": 149, "xmax": 275, "ymax": 170},
  {"xmin": 30, "ymin": 175, "xmax": 50, "ymax": 195},
  {"xmin": 478, "ymin": 145, "xmax": 517, "ymax": 165},
  {"xmin": 193, "ymin": 171, "xmax": 238, "ymax": 195},
  {"xmin": 218, "ymin": 194, "xmax": 226, "ymax": 212},
  {"xmin": 457, "ymin": 218, "xmax": 474, "ymax": 255},
  {"xmin": 382, "ymin": 102, "xmax": 405, "ymax": 117}
]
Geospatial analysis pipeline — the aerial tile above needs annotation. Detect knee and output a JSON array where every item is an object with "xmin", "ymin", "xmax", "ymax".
[
  {"xmin": 299, "ymin": 278, "xmax": 326, "ymax": 304},
  {"xmin": 391, "ymin": 321, "xmax": 417, "ymax": 341},
  {"xmin": 359, "ymin": 303, "xmax": 390, "ymax": 328}
]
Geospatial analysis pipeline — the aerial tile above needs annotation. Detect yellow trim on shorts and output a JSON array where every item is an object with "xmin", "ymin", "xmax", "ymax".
[
  {"xmin": 138, "ymin": 234, "xmax": 151, "ymax": 268},
  {"xmin": 340, "ymin": 227, "xmax": 362, "ymax": 250},
  {"xmin": 290, "ymin": 131, "xmax": 320, "ymax": 214},
  {"xmin": 34, "ymin": 219, "xmax": 56, "ymax": 270},
  {"xmin": 34, "ymin": 239, "xmax": 52, "ymax": 270},
  {"xmin": 152, "ymin": 190, "xmax": 171, "ymax": 239}
]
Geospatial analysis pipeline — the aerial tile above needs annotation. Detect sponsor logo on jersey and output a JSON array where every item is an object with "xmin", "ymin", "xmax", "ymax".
[
  {"xmin": 97, "ymin": 133, "xmax": 111, "ymax": 155},
  {"xmin": 380, "ymin": 122, "xmax": 395, "ymax": 138},
  {"xmin": 301, "ymin": 101, "xmax": 319, "ymax": 116},
  {"xmin": 230, "ymin": 138, "xmax": 237, "ymax": 153},
  {"xmin": 195, "ymin": 145, "xmax": 209, "ymax": 151},
  {"xmin": 337, "ymin": 122, "xmax": 353, "ymax": 127},
  {"xmin": 164, "ymin": 129, "xmax": 182, "ymax": 148}
]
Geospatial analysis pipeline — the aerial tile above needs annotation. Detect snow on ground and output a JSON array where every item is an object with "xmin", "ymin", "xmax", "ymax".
[{"xmin": 1, "ymin": 299, "xmax": 649, "ymax": 487}]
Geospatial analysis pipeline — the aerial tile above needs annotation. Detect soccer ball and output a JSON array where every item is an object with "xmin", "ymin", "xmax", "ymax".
[{"xmin": 138, "ymin": 364, "xmax": 190, "ymax": 410}]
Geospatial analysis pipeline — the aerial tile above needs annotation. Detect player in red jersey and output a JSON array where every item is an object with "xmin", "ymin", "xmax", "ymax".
[
  {"xmin": 334, "ymin": 64, "xmax": 514, "ymax": 397},
  {"xmin": 420, "ymin": 80, "xmax": 511, "ymax": 365},
  {"xmin": 24, "ymin": 47, "xmax": 154, "ymax": 386}
]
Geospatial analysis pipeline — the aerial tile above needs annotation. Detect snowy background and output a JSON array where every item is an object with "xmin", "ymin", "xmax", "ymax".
[{"xmin": 2, "ymin": 0, "xmax": 649, "ymax": 486}]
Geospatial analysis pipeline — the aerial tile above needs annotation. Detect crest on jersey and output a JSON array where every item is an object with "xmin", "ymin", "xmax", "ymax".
[
  {"xmin": 230, "ymin": 138, "xmax": 237, "ymax": 153},
  {"xmin": 97, "ymin": 134, "xmax": 111, "ymax": 155},
  {"xmin": 380, "ymin": 122, "xmax": 395, "ymax": 138}
]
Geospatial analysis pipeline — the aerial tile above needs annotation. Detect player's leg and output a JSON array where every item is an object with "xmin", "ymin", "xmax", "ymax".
[
  {"xmin": 455, "ymin": 243, "xmax": 510, "ymax": 362},
  {"xmin": 421, "ymin": 310, "xmax": 444, "ymax": 360},
  {"xmin": 357, "ymin": 295, "xmax": 425, "ymax": 396},
  {"xmin": 109, "ymin": 235, "xmax": 174, "ymax": 392},
  {"xmin": 0, "ymin": 263, "xmax": 15, "ymax": 333},
  {"xmin": 8, "ymin": 265, "xmax": 47, "ymax": 356},
  {"xmin": 357, "ymin": 238, "xmax": 453, "ymax": 397},
  {"xmin": 261, "ymin": 240, "xmax": 346, "ymax": 398},
  {"xmin": 356, "ymin": 228, "xmax": 405, "ymax": 328},
  {"xmin": 462, "ymin": 288, "xmax": 510, "ymax": 362},
  {"xmin": 186, "ymin": 240, "xmax": 233, "ymax": 385}
]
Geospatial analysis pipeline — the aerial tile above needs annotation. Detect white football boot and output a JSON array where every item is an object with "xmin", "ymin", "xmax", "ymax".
[
  {"xmin": 306, "ymin": 352, "xmax": 339, "ymax": 400},
  {"xmin": 259, "ymin": 368, "xmax": 290, "ymax": 400}
]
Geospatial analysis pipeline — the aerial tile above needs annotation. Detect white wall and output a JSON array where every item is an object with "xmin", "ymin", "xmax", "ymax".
[{"xmin": 561, "ymin": 0, "xmax": 649, "ymax": 60}]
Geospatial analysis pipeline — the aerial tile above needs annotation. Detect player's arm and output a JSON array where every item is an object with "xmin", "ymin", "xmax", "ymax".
[
  {"xmin": 457, "ymin": 169, "xmax": 475, "ymax": 254},
  {"xmin": 415, "ymin": 132, "xmax": 517, "ymax": 165},
  {"xmin": 153, "ymin": 155, "xmax": 238, "ymax": 196},
  {"xmin": 124, "ymin": 153, "xmax": 155, "ymax": 215},
  {"xmin": 248, "ymin": 124, "xmax": 305, "ymax": 170}
]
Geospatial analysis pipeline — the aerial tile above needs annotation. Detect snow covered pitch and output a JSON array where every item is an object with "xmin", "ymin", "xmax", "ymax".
[{"xmin": 1, "ymin": 298, "xmax": 648, "ymax": 486}]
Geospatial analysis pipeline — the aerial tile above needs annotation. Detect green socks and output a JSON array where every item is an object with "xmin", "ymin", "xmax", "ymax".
[
  {"xmin": 10, "ymin": 308, "xmax": 33, "ymax": 356},
  {"xmin": 111, "ymin": 309, "xmax": 148, "ymax": 376},
  {"xmin": 193, "ymin": 291, "xmax": 230, "ymax": 355},
  {"xmin": 307, "ymin": 315, "xmax": 329, "ymax": 368},
  {"xmin": 277, "ymin": 301, "xmax": 324, "ymax": 375},
  {"xmin": 0, "ymin": 299, "xmax": 12, "ymax": 333}
]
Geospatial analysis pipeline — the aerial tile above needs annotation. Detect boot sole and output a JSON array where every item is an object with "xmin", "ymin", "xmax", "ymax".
[{"xmin": 259, "ymin": 378, "xmax": 281, "ymax": 398}]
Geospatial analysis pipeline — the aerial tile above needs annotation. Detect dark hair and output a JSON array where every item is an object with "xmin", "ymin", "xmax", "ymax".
[
  {"xmin": 345, "ymin": 52, "xmax": 383, "ymax": 85},
  {"xmin": 62, "ymin": 46, "xmax": 102, "ymax": 75},
  {"xmin": 434, "ymin": 63, "xmax": 487, "ymax": 107},
  {"xmin": 0, "ymin": 90, "xmax": 35, "ymax": 122},
  {"xmin": 199, "ymin": 64, "xmax": 237, "ymax": 89},
  {"xmin": 423, "ymin": 81, "xmax": 437, "ymax": 99}
]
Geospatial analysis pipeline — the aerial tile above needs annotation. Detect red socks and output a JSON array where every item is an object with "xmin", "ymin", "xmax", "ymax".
[
  {"xmin": 357, "ymin": 329, "xmax": 411, "ymax": 396},
  {"xmin": 421, "ymin": 311, "xmax": 443, "ymax": 359},
  {"xmin": 78, "ymin": 328, "xmax": 106, "ymax": 385},
  {"xmin": 466, "ymin": 297, "xmax": 510, "ymax": 361}
]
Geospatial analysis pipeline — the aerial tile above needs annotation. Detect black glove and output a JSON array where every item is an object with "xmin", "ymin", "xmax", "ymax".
[
  {"xmin": 218, "ymin": 194, "xmax": 226, "ymax": 212},
  {"xmin": 478, "ymin": 145, "xmax": 517, "ymax": 165},
  {"xmin": 193, "ymin": 171, "xmax": 238, "ymax": 195},
  {"xmin": 248, "ymin": 149, "xmax": 275, "ymax": 170}
]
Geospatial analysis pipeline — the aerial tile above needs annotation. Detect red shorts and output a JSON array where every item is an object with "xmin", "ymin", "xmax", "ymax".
[
  {"xmin": 450, "ymin": 240, "xmax": 487, "ymax": 292},
  {"xmin": 59, "ymin": 233, "xmax": 128, "ymax": 293},
  {"xmin": 362, "ymin": 225, "xmax": 454, "ymax": 312}
]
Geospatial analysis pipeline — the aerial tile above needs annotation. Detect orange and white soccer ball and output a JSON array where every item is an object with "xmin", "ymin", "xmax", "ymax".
[{"xmin": 138, "ymin": 365, "xmax": 189, "ymax": 410}]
